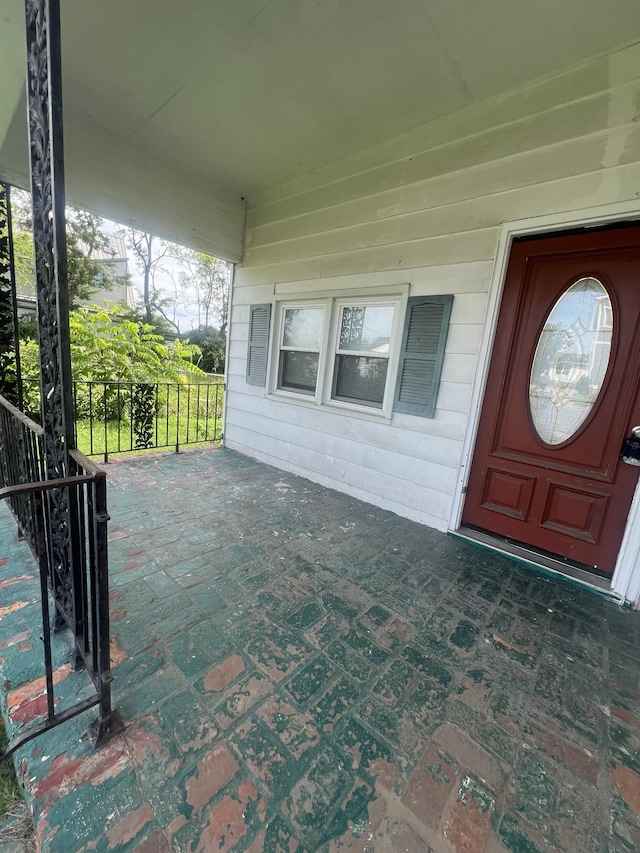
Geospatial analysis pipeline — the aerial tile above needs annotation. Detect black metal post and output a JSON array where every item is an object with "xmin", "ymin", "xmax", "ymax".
[
  {"xmin": 87, "ymin": 470, "xmax": 123, "ymax": 745},
  {"xmin": 25, "ymin": 0, "xmax": 74, "ymax": 468},
  {"xmin": 25, "ymin": 0, "xmax": 83, "ymax": 642},
  {"xmin": 0, "ymin": 183, "xmax": 22, "ymax": 407}
]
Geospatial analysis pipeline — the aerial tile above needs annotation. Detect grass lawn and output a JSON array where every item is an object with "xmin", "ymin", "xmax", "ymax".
[
  {"xmin": 0, "ymin": 721, "xmax": 22, "ymax": 820},
  {"xmin": 76, "ymin": 412, "xmax": 223, "ymax": 459},
  {"xmin": 73, "ymin": 381, "xmax": 224, "ymax": 459}
]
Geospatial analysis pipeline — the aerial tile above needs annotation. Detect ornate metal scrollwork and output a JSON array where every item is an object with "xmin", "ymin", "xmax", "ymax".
[
  {"xmin": 132, "ymin": 383, "xmax": 156, "ymax": 449},
  {"xmin": 0, "ymin": 184, "xmax": 21, "ymax": 406},
  {"xmin": 25, "ymin": 0, "xmax": 76, "ymax": 623}
]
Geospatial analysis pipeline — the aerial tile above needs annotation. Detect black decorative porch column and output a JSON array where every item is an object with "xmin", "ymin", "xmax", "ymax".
[
  {"xmin": 25, "ymin": 0, "xmax": 74, "ymax": 471},
  {"xmin": 0, "ymin": 183, "xmax": 22, "ymax": 407},
  {"xmin": 25, "ymin": 0, "xmax": 81, "ymax": 628}
]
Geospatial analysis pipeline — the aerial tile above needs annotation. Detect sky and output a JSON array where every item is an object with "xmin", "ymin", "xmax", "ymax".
[
  {"xmin": 102, "ymin": 218, "xmax": 231, "ymax": 334},
  {"xmin": 10, "ymin": 187, "xmax": 231, "ymax": 334}
]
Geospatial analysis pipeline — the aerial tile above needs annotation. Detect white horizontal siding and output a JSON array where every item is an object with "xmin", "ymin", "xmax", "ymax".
[
  {"xmin": 223, "ymin": 427, "xmax": 453, "ymax": 531},
  {"xmin": 225, "ymin": 390, "xmax": 464, "ymax": 470},
  {"xmin": 225, "ymin": 43, "xmax": 640, "ymax": 532}
]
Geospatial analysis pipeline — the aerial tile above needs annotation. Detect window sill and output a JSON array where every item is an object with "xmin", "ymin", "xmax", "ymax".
[{"xmin": 267, "ymin": 390, "xmax": 392, "ymax": 425}]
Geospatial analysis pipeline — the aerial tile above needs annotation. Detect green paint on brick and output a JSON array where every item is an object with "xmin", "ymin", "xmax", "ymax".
[
  {"xmin": 450, "ymin": 620, "xmax": 479, "ymax": 651},
  {"xmin": 326, "ymin": 640, "xmax": 375, "ymax": 682},
  {"xmin": 343, "ymin": 629, "xmax": 389, "ymax": 666},
  {"xmin": 363, "ymin": 605, "xmax": 391, "ymax": 627},
  {"xmin": 230, "ymin": 719, "xmax": 295, "ymax": 795},
  {"xmin": 320, "ymin": 779, "xmax": 375, "ymax": 846},
  {"xmin": 284, "ymin": 744, "xmax": 350, "ymax": 837},
  {"xmin": 335, "ymin": 718, "xmax": 394, "ymax": 773},
  {"xmin": 372, "ymin": 658, "xmax": 415, "ymax": 704},
  {"xmin": 287, "ymin": 602, "xmax": 324, "ymax": 629},
  {"xmin": 425, "ymin": 762, "xmax": 453, "ymax": 784},
  {"xmin": 311, "ymin": 677, "xmax": 358, "ymax": 730},
  {"xmin": 466, "ymin": 668, "xmax": 486, "ymax": 684},
  {"xmin": 402, "ymin": 646, "xmax": 452, "ymax": 686},
  {"xmin": 499, "ymin": 813, "xmax": 544, "ymax": 853},
  {"xmin": 286, "ymin": 656, "xmax": 335, "ymax": 704},
  {"xmin": 413, "ymin": 628, "xmax": 458, "ymax": 663},
  {"xmin": 322, "ymin": 593, "xmax": 358, "ymax": 620},
  {"xmin": 262, "ymin": 815, "xmax": 308, "ymax": 853},
  {"xmin": 478, "ymin": 580, "xmax": 503, "ymax": 601},
  {"xmin": 240, "ymin": 570, "xmax": 275, "ymax": 591},
  {"xmin": 459, "ymin": 774, "xmax": 494, "ymax": 813},
  {"xmin": 256, "ymin": 590, "xmax": 285, "ymax": 612},
  {"xmin": 246, "ymin": 627, "xmax": 311, "ymax": 679},
  {"xmin": 167, "ymin": 633, "xmax": 213, "ymax": 677},
  {"xmin": 404, "ymin": 677, "xmax": 449, "ymax": 716},
  {"xmin": 5, "ymin": 445, "xmax": 640, "ymax": 853}
]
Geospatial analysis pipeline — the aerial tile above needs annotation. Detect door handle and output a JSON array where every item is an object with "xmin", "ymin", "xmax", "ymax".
[{"xmin": 621, "ymin": 426, "xmax": 640, "ymax": 466}]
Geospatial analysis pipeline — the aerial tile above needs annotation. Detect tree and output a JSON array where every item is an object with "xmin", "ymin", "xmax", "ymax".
[
  {"xmin": 122, "ymin": 229, "xmax": 173, "ymax": 327},
  {"xmin": 11, "ymin": 190, "xmax": 130, "ymax": 308},
  {"xmin": 19, "ymin": 305, "xmax": 205, "ymax": 417},
  {"xmin": 186, "ymin": 326, "xmax": 227, "ymax": 374},
  {"xmin": 173, "ymin": 248, "xmax": 232, "ymax": 333},
  {"xmin": 20, "ymin": 304, "xmax": 204, "ymax": 383}
]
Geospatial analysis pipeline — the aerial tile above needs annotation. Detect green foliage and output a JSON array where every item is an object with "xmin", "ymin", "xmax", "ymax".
[
  {"xmin": 12, "ymin": 228, "xmax": 35, "ymax": 294},
  {"xmin": 68, "ymin": 307, "xmax": 204, "ymax": 383},
  {"xmin": 67, "ymin": 211, "xmax": 130, "ymax": 305},
  {"xmin": 20, "ymin": 306, "xmax": 206, "ymax": 418},
  {"xmin": 17, "ymin": 314, "xmax": 38, "ymax": 341},
  {"xmin": 0, "ymin": 719, "xmax": 22, "ymax": 819},
  {"xmin": 11, "ymin": 191, "xmax": 131, "ymax": 308},
  {"xmin": 74, "ymin": 381, "xmax": 224, "ymax": 457},
  {"xmin": 117, "ymin": 303, "xmax": 178, "ymax": 339},
  {"xmin": 186, "ymin": 326, "xmax": 226, "ymax": 374}
]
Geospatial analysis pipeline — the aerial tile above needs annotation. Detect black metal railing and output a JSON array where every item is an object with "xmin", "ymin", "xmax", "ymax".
[
  {"xmin": 0, "ymin": 394, "xmax": 123, "ymax": 759},
  {"xmin": 0, "ymin": 390, "xmax": 45, "ymax": 545},
  {"xmin": 24, "ymin": 378, "xmax": 225, "ymax": 462}
]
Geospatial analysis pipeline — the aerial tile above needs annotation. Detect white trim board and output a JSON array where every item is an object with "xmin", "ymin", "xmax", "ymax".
[{"xmin": 448, "ymin": 199, "xmax": 640, "ymax": 607}]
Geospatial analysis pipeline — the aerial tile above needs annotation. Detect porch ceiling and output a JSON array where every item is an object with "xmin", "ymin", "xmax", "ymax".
[{"xmin": 1, "ymin": 0, "xmax": 640, "ymax": 259}]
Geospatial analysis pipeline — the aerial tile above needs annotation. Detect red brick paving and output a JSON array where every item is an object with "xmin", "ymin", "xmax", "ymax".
[{"xmin": 0, "ymin": 448, "xmax": 639, "ymax": 852}]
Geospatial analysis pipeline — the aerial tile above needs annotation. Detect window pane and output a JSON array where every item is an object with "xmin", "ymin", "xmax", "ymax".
[
  {"xmin": 283, "ymin": 307, "xmax": 323, "ymax": 350},
  {"xmin": 279, "ymin": 351, "xmax": 319, "ymax": 393},
  {"xmin": 333, "ymin": 355, "xmax": 388, "ymax": 406},
  {"xmin": 529, "ymin": 277, "xmax": 613, "ymax": 445},
  {"xmin": 339, "ymin": 306, "xmax": 394, "ymax": 352}
]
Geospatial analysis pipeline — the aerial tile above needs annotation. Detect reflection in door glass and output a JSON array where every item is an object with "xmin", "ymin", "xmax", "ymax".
[{"xmin": 529, "ymin": 277, "xmax": 613, "ymax": 445}]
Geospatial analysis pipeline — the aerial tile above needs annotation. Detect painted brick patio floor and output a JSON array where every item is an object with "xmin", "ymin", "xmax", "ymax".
[{"xmin": 2, "ymin": 447, "xmax": 640, "ymax": 853}]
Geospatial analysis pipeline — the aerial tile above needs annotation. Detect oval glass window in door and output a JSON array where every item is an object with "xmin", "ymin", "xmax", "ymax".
[{"xmin": 529, "ymin": 277, "xmax": 613, "ymax": 445}]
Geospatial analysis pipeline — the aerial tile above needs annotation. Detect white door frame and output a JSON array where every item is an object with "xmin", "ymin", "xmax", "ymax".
[{"xmin": 448, "ymin": 200, "xmax": 640, "ymax": 607}]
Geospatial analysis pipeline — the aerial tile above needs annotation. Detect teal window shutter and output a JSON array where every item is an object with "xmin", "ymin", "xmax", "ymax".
[
  {"xmin": 246, "ymin": 303, "xmax": 272, "ymax": 386},
  {"xmin": 393, "ymin": 295, "xmax": 453, "ymax": 417}
]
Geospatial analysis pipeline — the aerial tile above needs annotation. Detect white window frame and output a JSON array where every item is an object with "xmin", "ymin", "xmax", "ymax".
[
  {"xmin": 272, "ymin": 301, "xmax": 328, "ymax": 402},
  {"xmin": 269, "ymin": 292, "xmax": 406, "ymax": 419},
  {"xmin": 324, "ymin": 297, "xmax": 405, "ymax": 417}
]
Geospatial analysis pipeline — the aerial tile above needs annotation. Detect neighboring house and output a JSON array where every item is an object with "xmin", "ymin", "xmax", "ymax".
[
  {"xmin": 16, "ymin": 233, "xmax": 134, "ymax": 315},
  {"xmin": 1, "ymin": 3, "xmax": 640, "ymax": 604},
  {"xmin": 78, "ymin": 234, "xmax": 134, "ymax": 310}
]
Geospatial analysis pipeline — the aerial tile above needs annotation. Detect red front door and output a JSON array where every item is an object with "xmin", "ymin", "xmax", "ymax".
[{"xmin": 463, "ymin": 225, "xmax": 640, "ymax": 576}]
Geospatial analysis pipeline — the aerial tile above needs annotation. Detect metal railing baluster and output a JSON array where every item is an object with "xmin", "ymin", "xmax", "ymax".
[{"xmin": 0, "ymin": 394, "xmax": 123, "ymax": 760}]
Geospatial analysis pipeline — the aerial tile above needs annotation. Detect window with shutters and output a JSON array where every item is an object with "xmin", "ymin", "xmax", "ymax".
[
  {"xmin": 266, "ymin": 292, "xmax": 452, "ymax": 420},
  {"xmin": 277, "ymin": 305, "xmax": 325, "ymax": 395}
]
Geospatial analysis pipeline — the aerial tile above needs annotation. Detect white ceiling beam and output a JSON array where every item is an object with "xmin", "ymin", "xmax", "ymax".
[{"xmin": 0, "ymin": 98, "xmax": 245, "ymax": 262}]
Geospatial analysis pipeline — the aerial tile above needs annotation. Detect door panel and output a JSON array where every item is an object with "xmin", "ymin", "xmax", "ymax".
[{"xmin": 463, "ymin": 226, "xmax": 640, "ymax": 575}]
